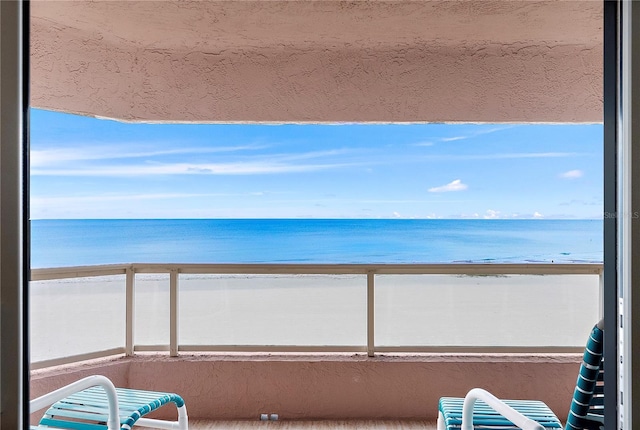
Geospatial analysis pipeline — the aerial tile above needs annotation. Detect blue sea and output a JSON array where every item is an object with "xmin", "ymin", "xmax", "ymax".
[{"xmin": 29, "ymin": 219, "xmax": 603, "ymax": 269}]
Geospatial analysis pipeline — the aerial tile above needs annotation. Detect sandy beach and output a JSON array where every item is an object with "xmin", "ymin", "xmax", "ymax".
[{"xmin": 29, "ymin": 273, "xmax": 600, "ymax": 363}]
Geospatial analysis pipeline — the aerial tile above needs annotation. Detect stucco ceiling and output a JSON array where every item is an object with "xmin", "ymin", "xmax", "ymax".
[{"xmin": 31, "ymin": 1, "xmax": 603, "ymax": 123}]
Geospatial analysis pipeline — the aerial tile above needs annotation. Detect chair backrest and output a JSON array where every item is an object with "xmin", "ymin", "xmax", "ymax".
[{"xmin": 566, "ymin": 320, "xmax": 604, "ymax": 430}]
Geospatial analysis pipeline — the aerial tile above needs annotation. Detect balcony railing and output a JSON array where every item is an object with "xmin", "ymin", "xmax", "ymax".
[{"xmin": 30, "ymin": 263, "xmax": 603, "ymax": 369}]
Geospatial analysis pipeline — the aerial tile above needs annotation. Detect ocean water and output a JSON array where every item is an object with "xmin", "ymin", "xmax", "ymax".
[{"xmin": 30, "ymin": 219, "xmax": 603, "ymax": 269}]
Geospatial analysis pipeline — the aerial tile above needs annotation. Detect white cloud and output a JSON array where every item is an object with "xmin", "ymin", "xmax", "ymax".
[
  {"xmin": 415, "ymin": 152, "xmax": 584, "ymax": 163},
  {"xmin": 31, "ymin": 145, "xmax": 360, "ymax": 177},
  {"xmin": 31, "ymin": 161, "xmax": 356, "ymax": 176},
  {"xmin": 392, "ymin": 211, "xmax": 402, "ymax": 218},
  {"xmin": 456, "ymin": 210, "xmax": 545, "ymax": 220},
  {"xmin": 428, "ymin": 179, "xmax": 468, "ymax": 193},
  {"xmin": 484, "ymin": 209, "xmax": 501, "ymax": 219},
  {"xmin": 31, "ymin": 192, "xmax": 236, "ymax": 205},
  {"xmin": 559, "ymin": 198, "xmax": 602, "ymax": 207},
  {"xmin": 30, "ymin": 191, "xmax": 280, "ymax": 219},
  {"xmin": 461, "ymin": 152, "xmax": 580, "ymax": 160},
  {"xmin": 439, "ymin": 125, "xmax": 515, "ymax": 142},
  {"xmin": 30, "ymin": 144, "xmax": 266, "ymax": 167},
  {"xmin": 478, "ymin": 152, "xmax": 579, "ymax": 160},
  {"xmin": 560, "ymin": 169, "xmax": 584, "ymax": 179},
  {"xmin": 275, "ymin": 148, "xmax": 354, "ymax": 162}
]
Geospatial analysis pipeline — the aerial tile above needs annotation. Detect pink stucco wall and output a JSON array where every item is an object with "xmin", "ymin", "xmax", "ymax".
[
  {"xmin": 30, "ymin": 1, "xmax": 602, "ymax": 123},
  {"xmin": 30, "ymin": 354, "xmax": 581, "ymax": 424}
]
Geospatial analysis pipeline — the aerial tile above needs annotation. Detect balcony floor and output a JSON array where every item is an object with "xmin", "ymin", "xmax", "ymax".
[{"xmin": 189, "ymin": 420, "xmax": 436, "ymax": 429}]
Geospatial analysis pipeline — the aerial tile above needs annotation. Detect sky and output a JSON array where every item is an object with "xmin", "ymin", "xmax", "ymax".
[{"xmin": 30, "ymin": 109, "xmax": 603, "ymax": 220}]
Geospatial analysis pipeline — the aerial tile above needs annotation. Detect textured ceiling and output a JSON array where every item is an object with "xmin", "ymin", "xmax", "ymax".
[{"xmin": 31, "ymin": 1, "xmax": 603, "ymax": 123}]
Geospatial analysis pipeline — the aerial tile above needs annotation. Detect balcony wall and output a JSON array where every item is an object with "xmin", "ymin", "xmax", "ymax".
[{"xmin": 30, "ymin": 353, "xmax": 581, "ymax": 424}]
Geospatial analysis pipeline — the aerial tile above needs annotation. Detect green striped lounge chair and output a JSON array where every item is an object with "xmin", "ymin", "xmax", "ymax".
[
  {"xmin": 30, "ymin": 375, "xmax": 188, "ymax": 430},
  {"xmin": 438, "ymin": 320, "xmax": 604, "ymax": 430}
]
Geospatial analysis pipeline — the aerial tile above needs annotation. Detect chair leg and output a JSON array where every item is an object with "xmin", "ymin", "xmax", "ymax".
[
  {"xmin": 437, "ymin": 411, "xmax": 446, "ymax": 430},
  {"xmin": 178, "ymin": 404, "xmax": 189, "ymax": 430}
]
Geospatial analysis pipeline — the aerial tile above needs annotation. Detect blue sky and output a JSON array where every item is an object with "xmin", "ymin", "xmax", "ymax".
[{"xmin": 30, "ymin": 109, "xmax": 603, "ymax": 219}]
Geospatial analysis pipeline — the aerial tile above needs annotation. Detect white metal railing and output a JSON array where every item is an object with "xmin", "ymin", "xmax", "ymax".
[{"xmin": 29, "ymin": 263, "xmax": 604, "ymax": 369}]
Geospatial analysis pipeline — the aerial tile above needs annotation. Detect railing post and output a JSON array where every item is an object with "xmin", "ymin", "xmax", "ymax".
[
  {"xmin": 367, "ymin": 271, "xmax": 375, "ymax": 357},
  {"xmin": 125, "ymin": 267, "xmax": 135, "ymax": 356},
  {"xmin": 170, "ymin": 269, "xmax": 179, "ymax": 357}
]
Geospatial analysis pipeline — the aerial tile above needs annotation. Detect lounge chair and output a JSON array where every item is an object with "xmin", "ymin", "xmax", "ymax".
[
  {"xmin": 437, "ymin": 320, "xmax": 604, "ymax": 430},
  {"xmin": 30, "ymin": 374, "xmax": 188, "ymax": 429}
]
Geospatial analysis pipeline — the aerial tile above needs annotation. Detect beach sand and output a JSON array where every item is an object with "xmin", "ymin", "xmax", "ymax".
[{"xmin": 29, "ymin": 273, "xmax": 600, "ymax": 363}]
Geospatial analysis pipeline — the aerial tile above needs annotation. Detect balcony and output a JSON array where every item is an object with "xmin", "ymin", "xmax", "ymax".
[{"xmin": 30, "ymin": 263, "xmax": 601, "ymax": 427}]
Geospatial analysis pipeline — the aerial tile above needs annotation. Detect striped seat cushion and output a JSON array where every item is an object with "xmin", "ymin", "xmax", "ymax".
[
  {"xmin": 438, "ymin": 396, "xmax": 562, "ymax": 430},
  {"xmin": 36, "ymin": 386, "xmax": 185, "ymax": 430},
  {"xmin": 566, "ymin": 322, "xmax": 604, "ymax": 430}
]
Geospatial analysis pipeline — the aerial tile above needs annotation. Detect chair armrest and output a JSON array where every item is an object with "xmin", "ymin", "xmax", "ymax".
[
  {"xmin": 30, "ymin": 375, "xmax": 120, "ymax": 430},
  {"xmin": 462, "ymin": 388, "xmax": 546, "ymax": 430}
]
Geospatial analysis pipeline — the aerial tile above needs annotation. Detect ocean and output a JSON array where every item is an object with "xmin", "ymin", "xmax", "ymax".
[{"xmin": 30, "ymin": 219, "xmax": 603, "ymax": 269}]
